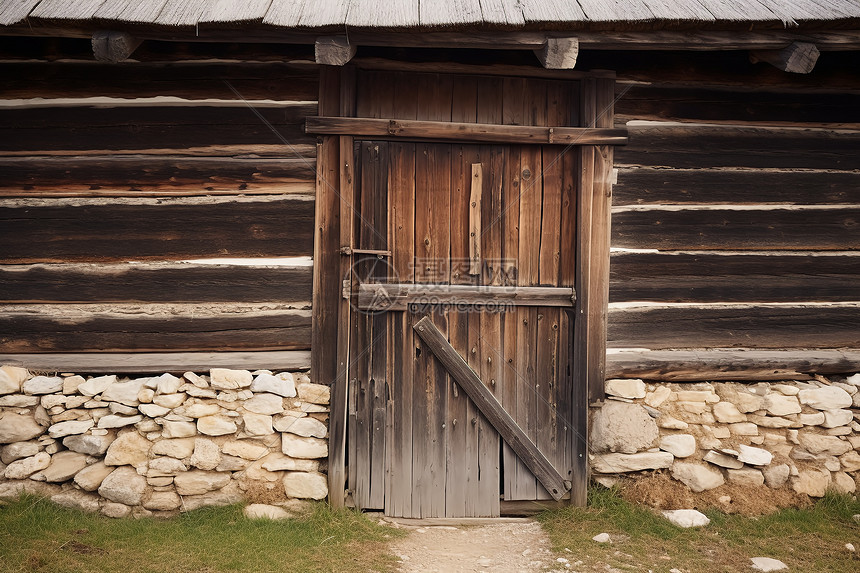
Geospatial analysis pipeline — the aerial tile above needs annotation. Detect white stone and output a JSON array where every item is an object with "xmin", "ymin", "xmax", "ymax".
[
  {"xmin": 38, "ymin": 450, "xmax": 88, "ymax": 482},
  {"xmin": 151, "ymin": 438, "xmax": 196, "ymax": 459},
  {"xmin": 101, "ymin": 502, "xmax": 131, "ymax": 518},
  {"xmin": 22, "ymin": 376, "xmax": 63, "ymax": 395},
  {"xmin": 216, "ymin": 455, "xmax": 249, "ymax": 472},
  {"xmin": 139, "ymin": 403, "xmax": 171, "ymax": 417},
  {"xmin": 671, "ymin": 462, "xmax": 725, "ymax": 492},
  {"xmin": 104, "ymin": 431, "xmax": 152, "ymax": 467},
  {"xmin": 727, "ymin": 467, "xmax": 764, "ymax": 487},
  {"xmin": 99, "ymin": 466, "xmax": 147, "ymax": 505},
  {"xmin": 772, "ymin": 384, "xmax": 799, "ymax": 396},
  {"xmin": 241, "ymin": 412, "xmax": 274, "ymax": 436},
  {"xmin": 662, "ymin": 509, "xmax": 710, "ymax": 528},
  {"xmin": 0, "ymin": 365, "xmax": 28, "ymax": 395},
  {"xmin": 0, "ymin": 394, "xmax": 39, "ymax": 407},
  {"xmin": 222, "ymin": 439, "xmax": 269, "ymax": 460},
  {"xmin": 153, "ymin": 393, "xmax": 186, "ymax": 409},
  {"xmin": 798, "ymin": 386, "xmax": 852, "ymax": 410},
  {"xmin": 4, "ymin": 452, "xmax": 51, "ymax": 479},
  {"xmin": 174, "ymin": 470, "xmax": 231, "ymax": 495},
  {"xmin": 658, "ymin": 434, "xmax": 696, "ymax": 458},
  {"xmin": 48, "ymin": 419, "xmax": 93, "ymax": 438},
  {"xmin": 296, "ymin": 382, "xmax": 330, "ymax": 405},
  {"xmin": 101, "ymin": 378, "xmax": 149, "ymax": 406},
  {"xmin": 831, "ymin": 471, "xmax": 856, "ymax": 494},
  {"xmin": 209, "ymin": 368, "xmax": 252, "ymax": 390},
  {"xmin": 750, "ymin": 557, "xmax": 788, "ymax": 572},
  {"xmin": 645, "ymin": 386, "xmax": 672, "ymax": 408},
  {"xmin": 158, "ymin": 420, "xmax": 197, "ymax": 439},
  {"xmin": 185, "ymin": 386, "xmax": 217, "ymax": 399},
  {"xmin": 183, "ymin": 371, "xmax": 209, "ymax": 388},
  {"xmin": 138, "ymin": 388, "xmax": 155, "ymax": 403},
  {"xmin": 277, "ymin": 416, "xmax": 328, "ymax": 438},
  {"xmin": 605, "ymin": 379, "xmax": 646, "ymax": 399},
  {"xmin": 847, "ymin": 373, "xmax": 860, "ymax": 387},
  {"xmin": 52, "ymin": 490, "xmax": 101, "ymax": 513},
  {"xmin": 737, "ymin": 444, "xmax": 773, "ymax": 466},
  {"xmin": 591, "ymin": 451, "xmax": 673, "ymax": 473},
  {"xmin": 243, "ymin": 393, "xmax": 285, "ymax": 415},
  {"xmin": 251, "ymin": 373, "xmax": 297, "ymax": 398},
  {"xmin": 762, "ymin": 464, "xmax": 790, "ymax": 488},
  {"xmin": 62, "ymin": 375, "xmax": 85, "ymax": 395},
  {"xmin": 40, "ymin": 394, "xmax": 67, "ymax": 409},
  {"xmin": 74, "ymin": 461, "xmax": 114, "ymax": 491},
  {"xmin": 729, "ymin": 422, "xmax": 758, "ymax": 436},
  {"xmin": 109, "ymin": 402, "xmax": 138, "ymax": 415},
  {"xmin": 821, "ymin": 409, "xmax": 853, "ymax": 428},
  {"xmin": 179, "ymin": 482, "xmax": 243, "ymax": 512},
  {"xmin": 154, "ymin": 373, "xmax": 182, "ymax": 394},
  {"xmin": 143, "ymin": 490, "xmax": 182, "ymax": 511},
  {"xmin": 260, "ymin": 452, "xmax": 319, "ymax": 473},
  {"xmin": 657, "ymin": 415, "xmax": 688, "ymax": 430},
  {"xmin": 712, "ymin": 426, "xmax": 731, "ymax": 439},
  {"xmin": 283, "ymin": 471, "xmax": 328, "ymax": 500},
  {"xmin": 180, "ymin": 403, "xmax": 221, "ymax": 418},
  {"xmin": 97, "ymin": 414, "xmax": 143, "ymax": 429},
  {"xmin": 281, "ymin": 434, "xmax": 328, "ymax": 459},
  {"xmin": 799, "ymin": 412, "xmax": 826, "ymax": 426},
  {"xmin": 197, "ymin": 415, "xmax": 237, "ymax": 436},
  {"xmin": 675, "ymin": 389, "xmax": 719, "ymax": 403},
  {"xmin": 1, "ymin": 441, "xmax": 40, "ymax": 464},
  {"xmin": 77, "ymin": 375, "xmax": 116, "ymax": 396},
  {"xmin": 244, "ymin": 503, "xmax": 291, "ymax": 520},
  {"xmin": 712, "ymin": 402, "xmax": 745, "ymax": 423},
  {"xmin": 590, "ymin": 401, "xmax": 659, "ymax": 454},
  {"xmin": 704, "ymin": 450, "xmax": 744, "ymax": 469},
  {"xmin": 792, "ymin": 468, "xmax": 831, "ymax": 497},
  {"xmin": 190, "ymin": 438, "xmax": 221, "ymax": 470},
  {"xmin": 798, "ymin": 433, "xmax": 852, "ymax": 456},
  {"xmin": 147, "ymin": 456, "xmax": 187, "ymax": 476},
  {"xmin": 840, "ymin": 451, "xmax": 860, "ymax": 472}
]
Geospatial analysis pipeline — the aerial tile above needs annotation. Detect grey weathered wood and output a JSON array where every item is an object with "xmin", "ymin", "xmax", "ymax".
[
  {"xmin": 0, "ymin": 351, "xmax": 311, "ymax": 373},
  {"xmin": 750, "ymin": 41, "xmax": 820, "ymax": 74},
  {"xmin": 91, "ymin": 31, "xmax": 142, "ymax": 63},
  {"xmin": 356, "ymin": 284, "xmax": 575, "ymax": 310},
  {"xmin": 534, "ymin": 37, "xmax": 579, "ymax": 69},
  {"xmin": 306, "ymin": 117, "xmax": 628, "ymax": 145},
  {"xmin": 315, "ymin": 35, "xmax": 356, "ymax": 66},
  {"xmin": 413, "ymin": 316, "xmax": 569, "ymax": 501}
]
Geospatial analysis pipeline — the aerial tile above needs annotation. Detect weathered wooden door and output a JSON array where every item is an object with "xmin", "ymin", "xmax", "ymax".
[{"xmin": 309, "ymin": 68, "xmax": 622, "ymax": 518}]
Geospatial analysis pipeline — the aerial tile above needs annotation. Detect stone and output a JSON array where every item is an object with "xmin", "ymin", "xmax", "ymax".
[
  {"xmin": 51, "ymin": 490, "xmax": 101, "ymax": 513},
  {"xmin": 4, "ymin": 452, "xmax": 51, "ymax": 479},
  {"xmin": 41, "ymin": 394, "xmax": 66, "ymax": 409},
  {"xmin": 799, "ymin": 412, "xmax": 826, "ymax": 426},
  {"xmin": 772, "ymin": 384, "xmax": 799, "ymax": 396},
  {"xmin": 283, "ymin": 471, "xmax": 328, "ymax": 500},
  {"xmin": 798, "ymin": 386, "xmax": 852, "ymax": 410},
  {"xmin": 658, "ymin": 434, "xmax": 696, "ymax": 458},
  {"xmin": 282, "ymin": 434, "xmax": 328, "ymax": 459},
  {"xmin": 109, "ymin": 402, "xmax": 138, "ymax": 416},
  {"xmin": 645, "ymin": 386, "xmax": 672, "ymax": 407},
  {"xmin": 762, "ymin": 464, "xmax": 790, "ymax": 488},
  {"xmin": 154, "ymin": 373, "xmax": 182, "ymax": 394},
  {"xmin": 831, "ymin": 472, "xmax": 856, "ymax": 494},
  {"xmin": 174, "ymin": 470, "xmax": 232, "ymax": 495},
  {"xmin": 821, "ymin": 409, "xmax": 853, "ymax": 428},
  {"xmin": 180, "ymin": 403, "xmax": 221, "ymax": 418},
  {"xmin": 222, "ymin": 439, "xmax": 269, "ymax": 461},
  {"xmin": 677, "ymin": 401, "xmax": 709, "ymax": 414},
  {"xmin": 662, "ymin": 509, "xmax": 710, "ymax": 528},
  {"xmin": 47, "ymin": 419, "xmax": 93, "ymax": 438},
  {"xmin": 592, "ymin": 533, "xmax": 611, "ymax": 543},
  {"xmin": 101, "ymin": 502, "xmax": 131, "ymax": 519},
  {"xmin": 243, "ymin": 393, "xmax": 285, "ymax": 415},
  {"xmin": 728, "ymin": 422, "xmax": 758, "ymax": 436},
  {"xmin": 826, "ymin": 427, "xmax": 852, "ymax": 436},
  {"xmin": 39, "ymin": 451, "xmax": 88, "ymax": 482},
  {"xmin": 97, "ymin": 414, "xmax": 143, "ymax": 429},
  {"xmin": 590, "ymin": 401, "xmax": 658, "ymax": 454},
  {"xmin": 0, "ymin": 365, "xmax": 28, "ymax": 395},
  {"xmin": 1, "ymin": 441, "xmax": 40, "ymax": 464},
  {"xmin": 277, "ymin": 416, "xmax": 328, "ymax": 438},
  {"xmin": 591, "ymin": 451, "xmax": 673, "ymax": 473},
  {"xmin": 101, "ymin": 378, "xmax": 149, "ymax": 406},
  {"xmin": 153, "ymin": 393, "xmax": 185, "ymax": 409},
  {"xmin": 840, "ymin": 451, "xmax": 860, "ymax": 472},
  {"xmin": 657, "ymin": 415, "xmax": 688, "ymax": 430},
  {"xmin": 823, "ymin": 456, "xmax": 841, "ymax": 472},
  {"xmin": 77, "ymin": 375, "xmax": 117, "ymax": 396},
  {"xmin": 138, "ymin": 388, "xmax": 155, "ymax": 403},
  {"xmin": 792, "ymin": 468, "xmax": 831, "ymax": 497},
  {"xmin": 605, "ymin": 379, "xmax": 646, "ymax": 399},
  {"xmin": 209, "ymin": 368, "xmax": 253, "ymax": 390},
  {"xmin": 22, "ymin": 376, "xmax": 64, "ymax": 395},
  {"xmin": 712, "ymin": 402, "xmax": 745, "ymax": 423},
  {"xmin": 750, "ymin": 557, "xmax": 788, "ymax": 572},
  {"xmin": 798, "ymin": 433, "xmax": 852, "ymax": 456},
  {"xmin": 251, "ymin": 372, "xmax": 297, "ymax": 398},
  {"xmin": 74, "ymin": 461, "xmax": 114, "ymax": 491},
  {"xmin": 148, "ymin": 456, "xmax": 187, "ymax": 476},
  {"xmin": 184, "ymin": 386, "xmax": 217, "ymax": 399},
  {"xmin": 296, "ymin": 382, "xmax": 330, "ymax": 405},
  {"xmin": 215, "ymin": 455, "xmax": 249, "ymax": 472},
  {"xmin": 150, "ymin": 438, "xmax": 195, "ymax": 459},
  {"xmin": 260, "ymin": 452, "xmax": 319, "ymax": 473},
  {"xmin": 197, "ymin": 415, "xmax": 237, "ymax": 436},
  {"xmin": 98, "ymin": 465, "xmax": 148, "ymax": 505},
  {"xmin": 62, "ymin": 375, "xmax": 85, "ymax": 395},
  {"xmin": 190, "ymin": 438, "xmax": 221, "ymax": 470},
  {"xmin": 704, "ymin": 450, "xmax": 744, "ymax": 469},
  {"xmin": 104, "ymin": 431, "xmax": 152, "ymax": 467},
  {"xmin": 158, "ymin": 420, "xmax": 197, "ymax": 439},
  {"xmin": 244, "ymin": 503, "xmax": 291, "ymax": 520},
  {"xmin": 671, "ymin": 462, "xmax": 725, "ymax": 492},
  {"xmin": 139, "ymin": 403, "xmax": 171, "ymax": 417},
  {"xmin": 762, "ymin": 394, "xmax": 801, "ymax": 416},
  {"xmin": 676, "ymin": 389, "xmax": 719, "ymax": 403},
  {"xmin": 737, "ymin": 444, "xmax": 773, "ymax": 466},
  {"xmin": 727, "ymin": 468, "xmax": 765, "ymax": 486},
  {"xmin": 180, "ymin": 482, "xmax": 243, "ymax": 511},
  {"xmin": 242, "ymin": 412, "xmax": 274, "ymax": 436},
  {"xmin": 143, "ymin": 490, "xmax": 182, "ymax": 511},
  {"xmin": 0, "ymin": 394, "xmax": 39, "ymax": 407}
]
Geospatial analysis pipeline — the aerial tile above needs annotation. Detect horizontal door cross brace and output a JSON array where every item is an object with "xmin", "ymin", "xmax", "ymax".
[
  {"xmin": 357, "ymin": 283, "xmax": 576, "ymax": 311},
  {"xmin": 412, "ymin": 316, "xmax": 571, "ymax": 501},
  {"xmin": 306, "ymin": 117, "xmax": 628, "ymax": 146}
]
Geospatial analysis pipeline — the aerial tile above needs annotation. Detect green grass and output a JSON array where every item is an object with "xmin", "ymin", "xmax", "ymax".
[
  {"xmin": 538, "ymin": 487, "xmax": 860, "ymax": 572},
  {"xmin": 0, "ymin": 495, "xmax": 402, "ymax": 573}
]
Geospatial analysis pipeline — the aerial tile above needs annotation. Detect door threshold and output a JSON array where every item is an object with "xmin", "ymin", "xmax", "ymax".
[{"xmin": 377, "ymin": 515, "xmax": 533, "ymax": 526}]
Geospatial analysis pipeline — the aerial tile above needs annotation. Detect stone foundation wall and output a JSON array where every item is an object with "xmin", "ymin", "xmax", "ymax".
[
  {"xmin": 590, "ymin": 374, "xmax": 860, "ymax": 498},
  {"xmin": 0, "ymin": 366, "xmax": 329, "ymax": 517}
]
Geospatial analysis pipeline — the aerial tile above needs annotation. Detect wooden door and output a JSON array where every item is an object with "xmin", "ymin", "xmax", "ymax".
[{"xmin": 346, "ymin": 140, "xmax": 578, "ymax": 517}]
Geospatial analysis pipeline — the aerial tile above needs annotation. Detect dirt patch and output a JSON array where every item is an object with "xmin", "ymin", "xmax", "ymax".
[{"xmin": 617, "ymin": 472, "xmax": 812, "ymax": 515}]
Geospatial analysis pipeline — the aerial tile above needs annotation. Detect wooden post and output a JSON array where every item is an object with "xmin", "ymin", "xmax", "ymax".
[
  {"xmin": 316, "ymin": 36, "xmax": 357, "ymax": 66},
  {"xmin": 750, "ymin": 41, "xmax": 819, "ymax": 74},
  {"xmin": 91, "ymin": 31, "xmax": 142, "ymax": 63},
  {"xmin": 535, "ymin": 37, "xmax": 579, "ymax": 70}
]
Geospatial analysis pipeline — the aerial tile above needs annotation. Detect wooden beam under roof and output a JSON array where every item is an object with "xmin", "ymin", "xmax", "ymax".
[
  {"xmin": 315, "ymin": 35, "xmax": 356, "ymax": 66},
  {"xmin": 91, "ymin": 30, "xmax": 142, "ymax": 63},
  {"xmin": 750, "ymin": 41, "xmax": 820, "ymax": 73}
]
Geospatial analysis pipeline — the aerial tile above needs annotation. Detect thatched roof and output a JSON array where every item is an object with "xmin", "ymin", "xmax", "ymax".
[{"xmin": 2, "ymin": 0, "xmax": 860, "ymax": 29}]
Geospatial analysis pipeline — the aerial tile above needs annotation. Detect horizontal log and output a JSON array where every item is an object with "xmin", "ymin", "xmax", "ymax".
[
  {"xmin": 0, "ymin": 105, "xmax": 316, "ymax": 151},
  {"xmin": 611, "ymin": 207, "xmax": 860, "ymax": 251},
  {"xmin": 610, "ymin": 252, "xmax": 860, "ymax": 303},
  {"xmin": 357, "ymin": 283, "xmax": 575, "ymax": 310},
  {"xmin": 0, "ymin": 144, "xmax": 318, "ymax": 159},
  {"xmin": 0, "ymin": 196, "xmax": 315, "ymax": 263},
  {"xmin": 305, "ymin": 117, "xmax": 628, "ymax": 145},
  {"xmin": 605, "ymin": 349, "xmax": 860, "ymax": 381},
  {"xmin": 0, "ymin": 155, "xmax": 315, "ymax": 197},
  {"xmin": 607, "ymin": 304, "xmax": 860, "ymax": 350},
  {"xmin": 0, "ymin": 61, "xmax": 319, "ymax": 100},
  {"xmin": 0, "ymin": 304, "xmax": 311, "ymax": 352},
  {"xmin": 616, "ymin": 124, "xmax": 860, "ymax": 170},
  {"xmin": 613, "ymin": 168, "xmax": 860, "ymax": 206},
  {"xmin": 0, "ymin": 263, "xmax": 312, "ymax": 303},
  {"xmin": 0, "ymin": 350, "xmax": 311, "ymax": 373}
]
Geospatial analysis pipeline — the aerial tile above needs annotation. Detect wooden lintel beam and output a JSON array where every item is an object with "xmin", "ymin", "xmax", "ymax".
[
  {"xmin": 305, "ymin": 117, "xmax": 627, "ymax": 146},
  {"xmin": 535, "ymin": 37, "xmax": 579, "ymax": 69},
  {"xmin": 412, "ymin": 316, "xmax": 570, "ymax": 501},
  {"xmin": 750, "ymin": 41, "xmax": 820, "ymax": 74},
  {"xmin": 357, "ymin": 283, "xmax": 575, "ymax": 311},
  {"xmin": 91, "ymin": 31, "xmax": 142, "ymax": 63},
  {"xmin": 315, "ymin": 35, "xmax": 356, "ymax": 66}
]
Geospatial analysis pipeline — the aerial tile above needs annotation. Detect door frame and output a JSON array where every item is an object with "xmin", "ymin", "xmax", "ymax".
[{"xmin": 309, "ymin": 64, "xmax": 623, "ymax": 510}]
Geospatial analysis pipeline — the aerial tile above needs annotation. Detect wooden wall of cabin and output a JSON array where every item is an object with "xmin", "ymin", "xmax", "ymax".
[{"xmin": 0, "ymin": 39, "xmax": 318, "ymax": 370}]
